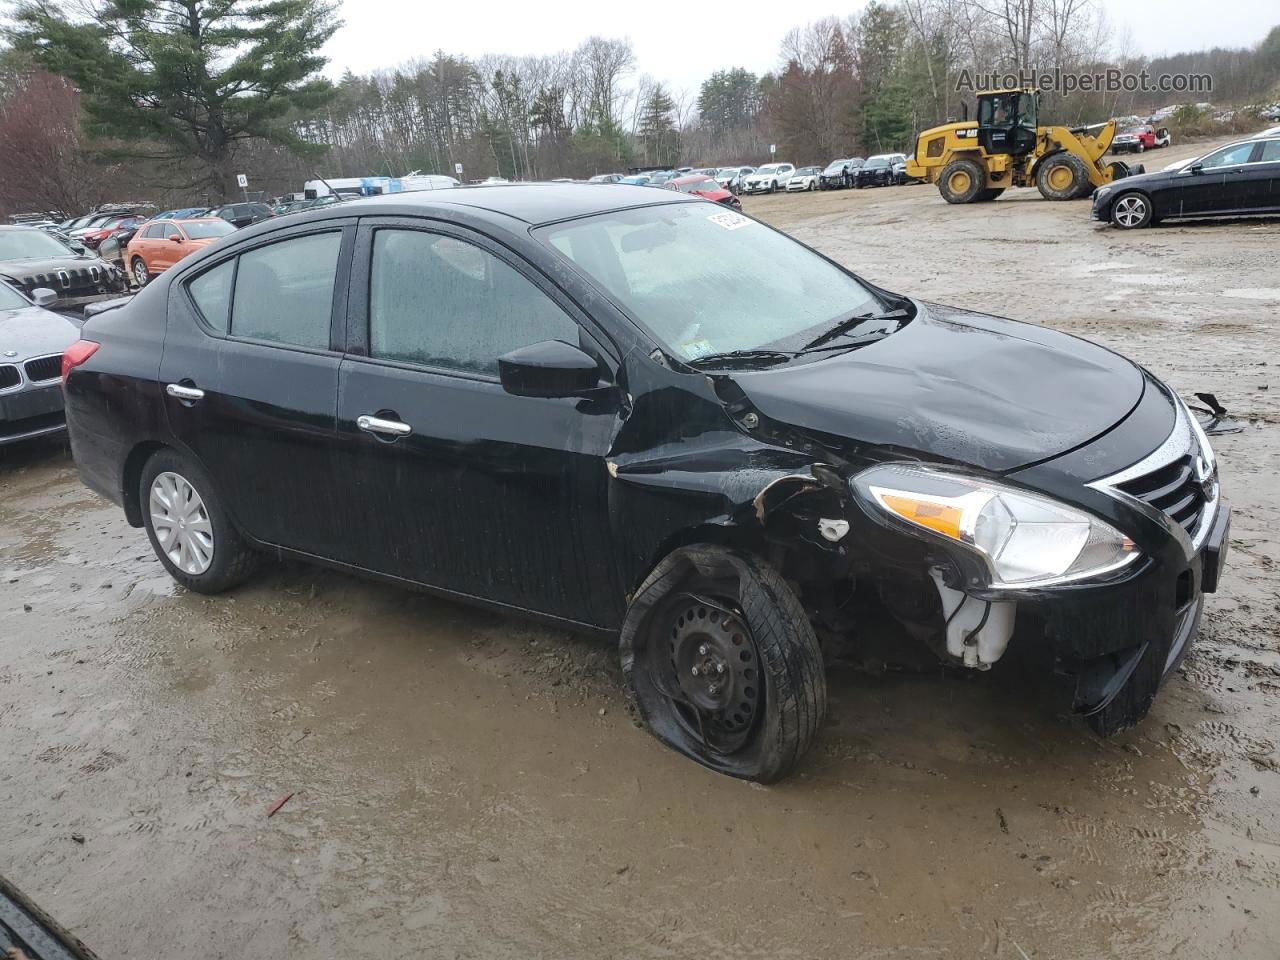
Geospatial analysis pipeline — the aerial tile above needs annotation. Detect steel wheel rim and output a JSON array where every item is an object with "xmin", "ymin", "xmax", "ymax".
[
  {"xmin": 657, "ymin": 594, "xmax": 762, "ymax": 755},
  {"xmin": 1048, "ymin": 165, "xmax": 1073, "ymax": 190},
  {"xmin": 150, "ymin": 471, "xmax": 214, "ymax": 575},
  {"xmin": 948, "ymin": 170, "xmax": 971, "ymax": 194},
  {"xmin": 1115, "ymin": 196, "xmax": 1145, "ymax": 227}
]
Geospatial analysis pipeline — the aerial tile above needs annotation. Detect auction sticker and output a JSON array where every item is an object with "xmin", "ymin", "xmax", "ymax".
[{"xmin": 707, "ymin": 211, "xmax": 752, "ymax": 231}]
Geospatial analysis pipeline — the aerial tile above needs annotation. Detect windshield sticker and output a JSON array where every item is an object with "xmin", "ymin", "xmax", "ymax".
[
  {"xmin": 680, "ymin": 338, "xmax": 716, "ymax": 359},
  {"xmin": 706, "ymin": 211, "xmax": 752, "ymax": 231}
]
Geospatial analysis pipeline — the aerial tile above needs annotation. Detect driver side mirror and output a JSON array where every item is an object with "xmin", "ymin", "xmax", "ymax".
[
  {"xmin": 31, "ymin": 287, "xmax": 58, "ymax": 308},
  {"xmin": 498, "ymin": 340, "xmax": 602, "ymax": 398},
  {"xmin": 170, "ymin": 234, "xmax": 184, "ymax": 243},
  {"xmin": 70, "ymin": 241, "xmax": 87, "ymax": 254},
  {"xmin": 1189, "ymin": 163, "xmax": 1203, "ymax": 175}
]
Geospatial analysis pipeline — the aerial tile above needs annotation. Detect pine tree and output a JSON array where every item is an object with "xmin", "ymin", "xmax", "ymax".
[{"xmin": 8, "ymin": 0, "xmax": 341, "ymax": 199}]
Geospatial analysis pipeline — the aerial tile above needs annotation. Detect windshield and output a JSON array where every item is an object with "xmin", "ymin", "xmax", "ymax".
[
  {"xmin": 756, "ymin": 164, "xmax": 782, "ymax": 175},
  {"xmin": 797, "ymin": 167, "xmax": 820, "ymax": 175},
  {"xmin": 678, "ymin": 179, "xmax": 717, "ymax": 193},
  {"xmin": 539, "ymin": 203, "xmax": 884, "ymax": 362},
  {"xmin": 0, "ymin": 282, "xmax": 30, "ymax": 310},
  {"xmin": 0, "ymin": 229, "xmax": 77, "ymax": 260},
  {"xmin": 181, "ymin": 220, "xmax": 236, "ymax": 239},
  {"xmin": 824, "ymin": 161, "xmax": 847, "ymax": 173},
  {"xmin": 865, "ymin": 157, "xmax": 890, "ymax": 168}
]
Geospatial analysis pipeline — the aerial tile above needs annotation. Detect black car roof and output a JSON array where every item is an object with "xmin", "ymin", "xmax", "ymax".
[{"xmin": 336, "ymin": 183, "xmax": 697, "ymax": 226}]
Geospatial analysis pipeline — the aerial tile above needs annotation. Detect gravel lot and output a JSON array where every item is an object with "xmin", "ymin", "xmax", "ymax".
[{"xmin": 3, "ymin": 136, "xmax": 1278, "ymax": 959}]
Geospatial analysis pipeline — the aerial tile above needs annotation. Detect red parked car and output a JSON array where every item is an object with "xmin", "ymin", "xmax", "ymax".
[
  {"xmin": 665, "ymin": 175, "xmax": 742, "ymax": 209},
  {"xmin": 75, "ymin": 214, "xmax": 147, "ymax": 250}
]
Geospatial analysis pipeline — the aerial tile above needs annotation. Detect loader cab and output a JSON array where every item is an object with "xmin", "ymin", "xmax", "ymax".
[{"xmin": 977, "ymin": 90, "xmax": 1039, "ymax": 157}]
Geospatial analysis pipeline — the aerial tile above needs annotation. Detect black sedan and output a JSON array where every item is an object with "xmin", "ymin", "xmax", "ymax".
[
  {"xmin": 1092, "ymin": 134, "xmax": 1280, "ymax": 228},
  {"xmin": 63, "ymin": 185, "xmax": 1227, "ymax": 782}
]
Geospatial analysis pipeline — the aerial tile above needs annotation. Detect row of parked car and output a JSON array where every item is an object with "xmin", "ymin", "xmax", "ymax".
[{"xmin": 586, "ymin": 153, "xmax": 916, "ymax": 197}]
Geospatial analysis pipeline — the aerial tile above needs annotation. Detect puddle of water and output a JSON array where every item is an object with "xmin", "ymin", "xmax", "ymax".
[{"xmin": 1221, "ymin": 288, "xmax": 1280, "ymax": 301}]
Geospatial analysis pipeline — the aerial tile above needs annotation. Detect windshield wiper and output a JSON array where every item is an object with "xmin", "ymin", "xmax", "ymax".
[
  {"xmin": 686, "ymin": 349, "xmax": 796, "ymax": 369},
  {"xmin": 799, "ymin": 307, "xmax": 910, "ymax": 353}
]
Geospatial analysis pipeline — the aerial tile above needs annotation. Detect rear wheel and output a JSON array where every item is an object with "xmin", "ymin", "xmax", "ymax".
[
  {"xmin": 140, "ymin": 448, "xmax": 259, "ymax": 594},
  {"xmin": 131, "ymin": 257, "xmax": 150, "ymax": 288},
  {"xmin": 938, "ymin": 159, "xmax": 986, "ymax": 204},
  {"xmin": 1109, "ymin": 191, "xmax": 1153, "ymax": 229},
  {"xmin": 621, "ymin": 545, "xmax": 826, "ymax": 782},
  {"xmin": 975, "ymin": 188, "xmax": 1006, "ymax": 202},
  {"xmin": 1036, "ymin": 153, "xmax": 1090, "ymax": 200}
]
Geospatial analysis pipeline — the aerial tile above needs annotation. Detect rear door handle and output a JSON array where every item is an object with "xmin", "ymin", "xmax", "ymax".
[
  {"xmin": 357, "ymin": 414, "xmax": 412, "ymax": 438},
  {"xmin": 165, "ymin": 383, "xmax": 204, "ymax": 401}
]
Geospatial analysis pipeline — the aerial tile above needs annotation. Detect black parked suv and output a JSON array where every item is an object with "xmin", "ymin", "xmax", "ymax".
[
  {"xmin": 63, "ymin": 185, "xmax": 1228, "ymax": 782},
  {"xmin": 0, "ymin": 225, "xmax": 127, "ymax": 312},
  {"xmin": 211, "ymin": 201, "xmax": 274, "ymax": 228}
]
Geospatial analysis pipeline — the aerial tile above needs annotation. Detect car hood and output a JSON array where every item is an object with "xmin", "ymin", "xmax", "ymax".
[
  {"xmin": 0, "ymin": 304, "xmax": 80, "ymax": 359},
  {"xmin": 1103, "ymin": 166, "xmax": 1178, "ymax": 189},
  {"xmin": 728, "ymin": 301, "xmax": 1145, "ymax": 472}
]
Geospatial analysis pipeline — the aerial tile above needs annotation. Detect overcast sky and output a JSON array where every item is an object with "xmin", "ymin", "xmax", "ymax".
[{"xmin": 322, "ymin": 0, "xmax": 1270, "ymax": 95}]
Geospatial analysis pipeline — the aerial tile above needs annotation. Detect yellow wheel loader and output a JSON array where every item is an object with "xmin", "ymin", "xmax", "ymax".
[{"xmin": 905, "ymin": 89, "xmax": 1143, "ymax": 203}]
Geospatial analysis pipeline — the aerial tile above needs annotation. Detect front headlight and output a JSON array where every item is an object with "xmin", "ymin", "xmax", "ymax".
[{"xmin": 852, "ymin": 464, "xmax": 1140, "ymax": 588}]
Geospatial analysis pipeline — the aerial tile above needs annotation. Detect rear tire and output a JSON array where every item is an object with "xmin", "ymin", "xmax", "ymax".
[
  {"xmin": 140, "ymin": 448, "xmax": 259, "ymax": 594},
  {"xmin": 938, "ymin": 159, "xmax": 986, "ymax": 204},
  {"xmin": 621, "ymin": 544, "xmax": 827, "ymax": 783},
  {"xmin": 1109, "ymin": 191, "xmax": 1153, "ymax": 229},
  {"xmin": 131, "ymin": 257, "xmax": 150, "ymax": 288},
  {"xmin": 1036, "ymin": 153, "xmax": 1090, "ymax": 200}
]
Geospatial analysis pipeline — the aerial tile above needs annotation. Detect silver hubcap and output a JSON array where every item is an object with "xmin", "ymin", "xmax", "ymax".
[
  {"xmin": 1114, "ymin": 196, "xmax": 1146, "ymax": 227},
  {"xmin": 150, "ymin": 471, "xmax": 214, "ymax": 575}
]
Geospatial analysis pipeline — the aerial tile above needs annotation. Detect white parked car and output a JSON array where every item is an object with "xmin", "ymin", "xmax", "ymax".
[
  {"xmin": 785, "ymin": 166, "xmax": 822, "ymax": 191},
  {"xmin": 741, "ymin": 163, "xmax": 795, "ymax": 194},
  {"xmin": 714, "ymin": 165, "xmax": 755, "ymax": 193}
]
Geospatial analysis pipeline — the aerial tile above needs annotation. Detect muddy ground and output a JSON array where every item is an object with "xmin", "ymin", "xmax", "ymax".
[{"xmin": 3, "ymin": 137, "xmax": 1278, "ymax": 959}]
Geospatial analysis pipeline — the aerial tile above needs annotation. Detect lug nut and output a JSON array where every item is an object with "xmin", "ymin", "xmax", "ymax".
[
  {"xmin": 698, "ymin": 644, "xmax": 709, "ymax": 655},
  {"xmin": 708, "ymin": 684, "xmax": 719, "ymax": 695},
  {"xmin": 716, "ymin": 663, "xmax": 725, "ymax": 674},
  {"xmin": 691, "ymin": 666, "xmax": 699, "ymax": 676}
]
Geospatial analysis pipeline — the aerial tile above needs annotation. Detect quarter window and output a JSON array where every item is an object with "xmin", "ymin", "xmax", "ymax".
[
  {"xmin": 187, "ymin": 260, "xmax": 235, "ymax": 332},
  {"xmin": 230, "ymin": 232, "xmax": 341, "ymax": 349},
  {"xmin": 369, "ymin": 230, "xmax": 580, "ymax": 376}
]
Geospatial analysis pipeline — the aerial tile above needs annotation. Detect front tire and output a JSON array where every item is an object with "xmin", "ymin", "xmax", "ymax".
[
  {"xmin": 938, "ymin": 158, "xmax": 986, "ymax": 203},
  {"xmin": 140, "ymin": 448, "xmax": 259, "ymax": 594},
  {"xmin": 1036, "ymin": 153, "xmax": 1090, "ymax": 200},
  {"xmin": 621, "ymin": 545, "xmax": 826, "ymax": 783},
  {"xmin": 1109, "ymin": 191, "xmax": 1153, "ymax": 229}
]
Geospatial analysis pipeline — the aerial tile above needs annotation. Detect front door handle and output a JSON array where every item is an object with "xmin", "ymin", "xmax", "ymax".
[
  {"xmin": 357, "ymin": 414, "xmax": 412, "ymax": 438},
  {"xmin": 165, "ymin": 383, "xmax": 204, "ymax": 402}
]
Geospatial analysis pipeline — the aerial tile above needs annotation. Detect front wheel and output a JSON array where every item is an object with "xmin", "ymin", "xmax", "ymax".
[
  {"xmin": 621, "ymin": 545, "xmax": 827, "ymax": 782},
  {"xmin": 1036, "ymin": 153, "xmax": 1090, "ymax": 200},
  {"xmin": 1109, "ymin": 191, "xmax": 1153, "ymax": 229},
  {"xmin": 938, "ymin": 158, "xmax": 986, "ymax": 203},
  {"xmin": 140, "ymin": 448, "xmax": 259, "ymax": 594}
]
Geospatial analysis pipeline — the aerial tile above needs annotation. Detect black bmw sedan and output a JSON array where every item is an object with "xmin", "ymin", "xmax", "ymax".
[
  {"xmin": 63, "ymin": 185, "xmax": 1228, "ymax": 782},
  {"xmin": 1092, "ymin": 134, "xmax": 1280, "ymax": 228}
]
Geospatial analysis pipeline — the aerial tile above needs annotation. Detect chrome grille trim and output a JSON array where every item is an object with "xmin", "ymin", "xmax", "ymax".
[{"xmin": 1088, "ymin": 397, "xmax": 1219, "ymax": 553}]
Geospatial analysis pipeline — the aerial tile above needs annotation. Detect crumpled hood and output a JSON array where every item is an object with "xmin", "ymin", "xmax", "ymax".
[
  {"xmin": 0, "ymin": 304, "xmax": 81, "ymax": 360},
  {"xmin": 729, "ymin": 301, "xmax": 1145, "ymax": 472}
]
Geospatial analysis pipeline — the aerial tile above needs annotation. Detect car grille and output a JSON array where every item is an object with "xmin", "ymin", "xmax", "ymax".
[
  {"xmin": 0, "ymin": 364, "xmax": 19, "ymax": 390},
  {"xmin": 16, "ymin": 265, "xmax": 120, "ymax": 298},
  {"xmin": 1093, "ymin": 398, "xmax": 1217, "ymax": 549},
  {"xmin": 1113, "ymin": 453, "xmax": 1207, "ymax": 536},
  {"xmin": 24, "ymin": 354, "xmax": 61, "ymax": 383}
]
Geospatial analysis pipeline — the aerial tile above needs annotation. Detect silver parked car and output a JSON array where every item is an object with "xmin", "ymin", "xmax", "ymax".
[
  {"xmin": 0, "ymin": 282, "xmax": 80, "ymax": 444},
  {"xmin": 714, "ymin": 165, "xmax": 755, "ymax": 194}
]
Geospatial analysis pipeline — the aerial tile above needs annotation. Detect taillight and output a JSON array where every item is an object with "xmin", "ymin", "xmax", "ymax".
[{"xmin": 62, "ymin": 340, "xmax": 100, "ymax": 385}]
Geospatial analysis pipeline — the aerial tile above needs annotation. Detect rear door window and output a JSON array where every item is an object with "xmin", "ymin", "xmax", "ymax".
[
  {"xmin": 1259, "ymin": 140, "xmax": 1280, "ymax": 162},
  {"xmin": 368, "ymin": 229, "xmax": 580, "ymax": 376},
  {"xmin": 230, "ymin": 232, "xmax": 342, "ymax": 349},
  {"xmin": 187, "ymin": 260, "xmax": 235, "ymax": 332}
]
